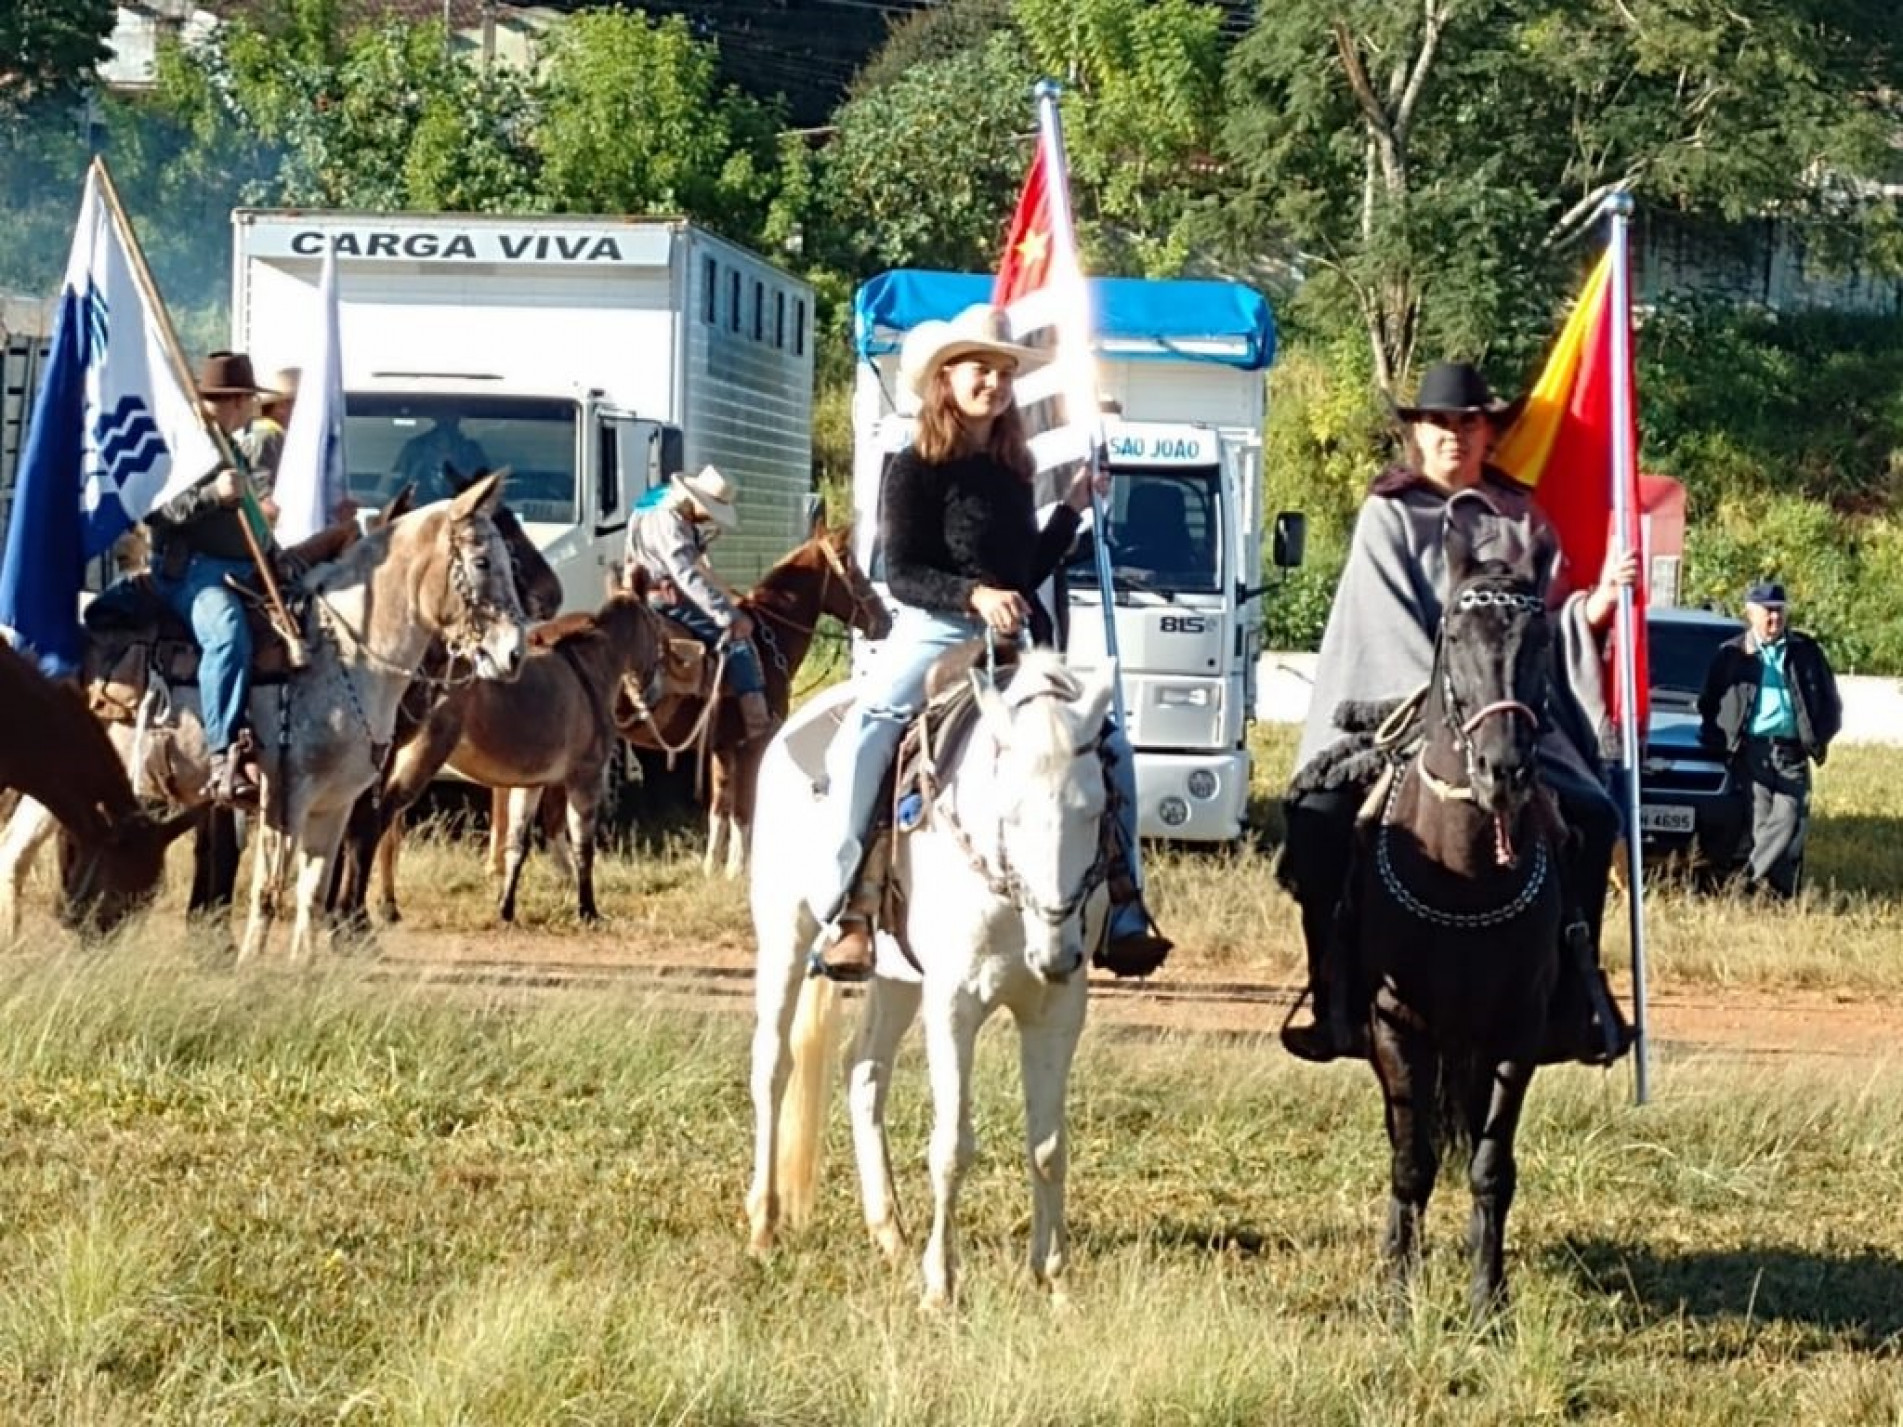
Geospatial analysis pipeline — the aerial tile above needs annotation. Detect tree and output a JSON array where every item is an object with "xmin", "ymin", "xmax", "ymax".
[
  {"xmin": 1220, "ymin": 0, "xmax": 1903, "ymax": 395},
  {"xmin": 534, "ymin": 10, "xmax": 783, "ymax": 243},
  {"xmin": 0, "ymin": 0, "xmax": 113, "ymax": 122}
]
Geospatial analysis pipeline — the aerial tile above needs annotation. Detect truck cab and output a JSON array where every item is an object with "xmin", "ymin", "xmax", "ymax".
[{"xmin": 339, "ymin": 378, "xmax": 679, "ymax": 612}]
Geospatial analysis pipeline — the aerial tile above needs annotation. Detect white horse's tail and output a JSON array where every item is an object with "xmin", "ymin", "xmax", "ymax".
[{"xmin": 776, "ymin": 974, "xmax": 842, "ymax": 1228}]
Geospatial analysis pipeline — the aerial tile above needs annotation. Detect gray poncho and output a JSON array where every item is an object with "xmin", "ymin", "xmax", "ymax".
[{"xmin": 1294, "ymin": 471, "xmax": 1616, "ymax": 811}]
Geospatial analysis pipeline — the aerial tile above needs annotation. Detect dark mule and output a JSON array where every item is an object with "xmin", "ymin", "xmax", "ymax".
[
  {"xmin": 1349, "ymin": 508, "xmax": 1564, "ymax": 1325},
  {"xmin": 0, "ymin": 640, "xmax": 194, "ymax": 934},
  {"xmin": 631, "ymin": 521, "xmax": 892, "ymax": 877},
  {"xmin": 326, "ymin": 467, "xmax": 563, "ymax": 932},
  {"xmin": 370, "ymin": 582, "xmax": 666, "ymax": 923}
]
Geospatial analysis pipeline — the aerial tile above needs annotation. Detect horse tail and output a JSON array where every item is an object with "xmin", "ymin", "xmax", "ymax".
[
  {"xmin": 1432, "ymin": 1051, "xmax": 1483, "ymax": 1165},
  {"xmin": 776, "ymin": 974, "xmax": 842, "ymax": 1229}
]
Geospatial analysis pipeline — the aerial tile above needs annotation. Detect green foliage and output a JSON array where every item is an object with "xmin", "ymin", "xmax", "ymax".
[
  {"xmin": 0, "ymin": 0, "xmax": 114, "ymax": 121},
  {"xmin": 1218, "ymin": 0, "xmax": 1903, "ymax": 393},
  {"xmin": 816, "ymin": 33, "xmax": 1036, "ymax": 274},
  {"xmin": 535, "ymin": 9, "xmax": 783, "ymax": 239}
]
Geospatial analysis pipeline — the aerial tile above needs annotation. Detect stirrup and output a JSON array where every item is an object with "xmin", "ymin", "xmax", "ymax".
[{"xmin": 809, "ymin": 917, "xmax": 875, "ymax": 984}]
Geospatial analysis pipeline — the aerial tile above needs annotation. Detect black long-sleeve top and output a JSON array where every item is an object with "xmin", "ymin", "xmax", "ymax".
[{"xmin": 880, "ymin": 446, "xmax": 1080, "ymax": 643}]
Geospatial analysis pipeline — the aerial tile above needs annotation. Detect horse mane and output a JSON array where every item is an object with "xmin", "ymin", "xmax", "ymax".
[{"xmin": 297, "ymin": 512, "xmax": 402, "ymax": 595}]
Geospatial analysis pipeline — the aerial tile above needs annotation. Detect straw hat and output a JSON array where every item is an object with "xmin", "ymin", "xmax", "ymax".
[
  {"xmin": 670, "ymin": 464, "xmax": 739, "ymax": 529},
  {"xmin": 260, "ymin": 367, "xmax": 300, "ymax": 411},
  {"xmin": 899, "ymin": 303, "xmax": 1049, "ymax": 401}
]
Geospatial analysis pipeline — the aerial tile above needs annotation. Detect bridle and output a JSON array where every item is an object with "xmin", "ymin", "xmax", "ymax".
[
  {"xmin": 751, "ymin": 534, "xmax": 885, "ymax": 685},
  {"xmin": 1429, "ymin": 582, "xmax": 1547, "ymax": 797},
  {"xmin": 923, "ymin": 693, "xmax": 1111, "ymax": 931}
]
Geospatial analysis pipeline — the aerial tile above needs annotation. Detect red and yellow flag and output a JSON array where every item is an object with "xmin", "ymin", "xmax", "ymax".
[
  {"xmin": 1494, "ymin": 251, "xmax": 1648, "ymax": 727},
  {"xmin": 994, "ymin": 139, "xmax": 1056, "ymax": 304}
]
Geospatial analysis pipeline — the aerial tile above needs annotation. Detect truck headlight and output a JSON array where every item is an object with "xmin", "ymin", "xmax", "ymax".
[
  {"xmin": 1186, "ymin": 769, "xmax": 1218, "ymax": 800},
  {"xmin": 1158, "ymin": 796, "xmax": 1190, "ymax": 828},
  {"xmin": 1155, "ymin": 686, "xmax": 1211, "ymax": 708}
]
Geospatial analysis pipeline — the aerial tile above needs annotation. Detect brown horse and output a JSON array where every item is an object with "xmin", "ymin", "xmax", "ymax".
[
  {"xmin": 370, "ymin": 584, "xmax": 667, "ymax": 923},
  {"xmin": 626, "ymin": 521, "xmax": 891, "ymax": 877},
  {"xmin": 1349, "ymin": 509, "xmax": 1564, "ymax": 1326},
  {"xmin": 0, "ymin": 639, "xmax": 195, "ymax": 935}
]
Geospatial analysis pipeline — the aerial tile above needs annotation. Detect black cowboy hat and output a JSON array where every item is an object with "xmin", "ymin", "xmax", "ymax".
[{"xmin": 1393, "ymin": 361, "xmax": 1519, "ymax": 425}]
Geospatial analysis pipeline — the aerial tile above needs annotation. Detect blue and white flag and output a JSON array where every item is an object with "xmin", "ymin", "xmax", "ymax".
[
  {"xmin": 274, "ymin": 245, "xmax": 349, "ymax": 543},
  {"xmin": 0, "ymin": 164, "xmax": 221, "ymax": 674}
]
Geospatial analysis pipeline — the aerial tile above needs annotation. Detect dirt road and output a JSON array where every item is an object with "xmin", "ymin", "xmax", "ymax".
[{"xmin": 366, "ymin": 925, "xmax": 1903, "ymax": 1066}]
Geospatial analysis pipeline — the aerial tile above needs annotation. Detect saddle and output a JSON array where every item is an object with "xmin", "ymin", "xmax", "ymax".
[
  {"xmin": 612, "ymin": 607, "xmax": 723, "ymax": 741},
  {"xmin": 81, "ymin": 574, "xmax": 297, "ymax": 725},
  {"xmin": 886, "ymin": 639, "xmax": 1023, "ymax": 825}
]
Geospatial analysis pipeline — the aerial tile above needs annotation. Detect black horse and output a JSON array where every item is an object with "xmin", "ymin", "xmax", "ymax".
[{"xmin": 1347, "ymin": 507, "xmax": 1566, "ymax": 1325}]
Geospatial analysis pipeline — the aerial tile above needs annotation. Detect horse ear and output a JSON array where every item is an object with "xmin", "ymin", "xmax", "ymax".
[
  {"xmin": 1443, "ymin": 489, "xmax": 1499, "ymax": 585},
  {"xmin": 451, "ymin": 470, "xmax": 504, "ymax": 520},
  {"xmin": 377, "ymin": 482, "xmax": 416, "ymax": 526},
  {"xmin": 970, "ymin": 670, "xmax": 1014, "ymax": 747},
  {"xmin": 1075, "ymin": 663, "xmax": 1118, "ymax": 732}
]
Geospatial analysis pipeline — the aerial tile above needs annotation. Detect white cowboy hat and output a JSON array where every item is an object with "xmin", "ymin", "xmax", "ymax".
[
  {"xmin": 899, "ymin": 303, "xmax": 1050, "ymax": 402},
  {"xmin": 671, "ymin": 464, "xmax": 739, "ymax": 529}
]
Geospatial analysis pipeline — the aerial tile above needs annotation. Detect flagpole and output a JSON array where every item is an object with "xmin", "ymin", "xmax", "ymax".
[
  {"xmin": 1033, "ymin": 79, "xmax": 1143, "ymax": 895},
  {"xmin": 1603, "ymin": 189, "xmax": 1650, "ymax": 1105},
  {"xmin": 88, "ymin": 158, "xmax": 307, "ymax": 668}
]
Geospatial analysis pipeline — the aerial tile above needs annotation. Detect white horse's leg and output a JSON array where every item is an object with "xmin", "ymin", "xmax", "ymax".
[
  {"xmin": 723, "ymin": 814, "xmax": 748, "ymax": 880},
  {"xmin": 238, "ymin": 821, "xmax": 284, "ymax": 962},
  {"xmin": 287, "ymin": 806, "xmax": 349, "ymax": 961},
  {"xmin": 0, "ymin": 797, "xmax": 58, "ymax": 941},
  {"xmin": 849, "ymin": 974, "xmax": 922, "ymax": 1264},
  {"xmin": 1015, "ymin": 978, "xmax": 1089, "ymax": 1299},
  {"xmin": 702, "ymin": 804, "xmax": 727, "ymax": 879},
  {"xmin": 920, "ymin": 985, "xmax": 984, "ymax": 1310}
]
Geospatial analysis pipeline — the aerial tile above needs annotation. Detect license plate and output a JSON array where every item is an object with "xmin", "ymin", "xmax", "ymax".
[{"xmin": 1639, "ymin": 804, "xmax": 1695, "ymax": 834}]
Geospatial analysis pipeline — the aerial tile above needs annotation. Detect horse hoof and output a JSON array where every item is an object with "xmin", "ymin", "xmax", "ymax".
[{"xmin": 376, "ymin": 903, "xmax": 402, "ymax": 926}]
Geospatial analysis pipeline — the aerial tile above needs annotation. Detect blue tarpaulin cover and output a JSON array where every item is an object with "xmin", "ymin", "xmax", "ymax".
[{"xmin": 854, "ymin": 269, "xmax": 1277, "ymax": 372}]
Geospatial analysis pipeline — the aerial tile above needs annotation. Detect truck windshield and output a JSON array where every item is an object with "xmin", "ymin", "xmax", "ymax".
[
  {"xmin": 343, "ymin": 394, "xmax": 579, "ymax": 525},
  {"xmin": 1067, "ymin": 467, "xmax": 1223, "ymax": 596}
]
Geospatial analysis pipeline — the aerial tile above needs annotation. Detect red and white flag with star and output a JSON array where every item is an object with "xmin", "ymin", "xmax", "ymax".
[{"xmin": 993, "ymin": 116, "xmax": 1100, "ymax": 499}]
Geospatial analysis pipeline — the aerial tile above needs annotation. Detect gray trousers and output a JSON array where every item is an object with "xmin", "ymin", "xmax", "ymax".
[{"xmin": 1739, "ymin": 737, "xmax": 1811, "ymax": 897}]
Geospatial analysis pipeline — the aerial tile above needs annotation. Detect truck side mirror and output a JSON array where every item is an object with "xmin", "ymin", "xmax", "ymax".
[{"xmin": 1271, "ymin": 510, "xmax": 1306, "ymax": 569}]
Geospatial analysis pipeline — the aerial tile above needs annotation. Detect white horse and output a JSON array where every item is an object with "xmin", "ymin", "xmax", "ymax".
[{"xmin": 745, "ymin": 649, "xmax": 1116, "ymax": 1309}]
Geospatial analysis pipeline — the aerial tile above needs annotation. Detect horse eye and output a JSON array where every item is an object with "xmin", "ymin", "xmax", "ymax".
[{"xmin": 473, "ymin": 556, "xmax": 491, "ymax": 572}]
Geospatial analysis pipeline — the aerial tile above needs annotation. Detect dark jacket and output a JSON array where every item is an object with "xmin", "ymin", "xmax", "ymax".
[
  {"xmin": 147, "ymin": 457, "xmax": 261, "ymax": 565},
  {"xmin": 1698, "ymin": 629, "xmax": 1842, "ymax": 764},
  {"xmin": 880, "ymin": 446, "xmax": 1080, "ymax": 645}
]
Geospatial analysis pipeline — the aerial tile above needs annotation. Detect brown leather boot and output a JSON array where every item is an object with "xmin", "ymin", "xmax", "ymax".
[
  {"xmin": 738, "ymin": 690, "xmax": 774, "ymax": 743},
  {"xmin": 816, "ymin": 836, "xmax": 889, "ymax": 983}
]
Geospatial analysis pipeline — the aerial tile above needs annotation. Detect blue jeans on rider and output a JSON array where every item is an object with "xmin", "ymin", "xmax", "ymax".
[
  {"xmin": 151, "ymin": 553, "xmax": 253, "ymax": 752},
  {"xmin": 656, "ymin": 601, "xmax": 764, "ymax": 696},
  {"xmin": 813, "ymin": 603, "xmax": 1145, "ymax": 938}
]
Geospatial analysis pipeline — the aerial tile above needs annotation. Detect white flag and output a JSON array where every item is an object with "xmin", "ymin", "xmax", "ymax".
[{"xmin": 274, "ymin": 245, "xmax": 349, "ymax": 543}]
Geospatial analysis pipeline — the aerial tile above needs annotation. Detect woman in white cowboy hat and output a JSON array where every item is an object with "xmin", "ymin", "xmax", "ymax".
[
  {"xmin": 624, "ymin": 464, "xmax": 772, "ymax": 741},
  {"xmin": 808, "ymin": 303, "xmax": 1172, "ymax": 982}
]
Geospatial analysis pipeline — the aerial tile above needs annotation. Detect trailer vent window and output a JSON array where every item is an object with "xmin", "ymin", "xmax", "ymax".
[
  {"xmin": 753, "ymin": 280, "xmax": 765, "ymax": 341},
  {"xmin": 794, "ymin": 299, "xmax": 807, "ymax": 357},
  {"xmin": 701, "ymin": 257, "xmax": 716, "ymax": 324},
  {"xmin": 729, "ymin": 270, "xmax": 741, "ymax": 332},
  {"xmin": 775, "ymin": 291, "xmax": 786, "ymax": 349}
]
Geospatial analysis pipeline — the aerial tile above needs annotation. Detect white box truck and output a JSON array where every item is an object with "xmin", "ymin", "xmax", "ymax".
[
  {"xmin": 230, "ymin": 210, "xmax": 816, "ymax": 610},
  {"xmin": 850, "ymin": 270, "xmax": 1301, "ymax": 844}
]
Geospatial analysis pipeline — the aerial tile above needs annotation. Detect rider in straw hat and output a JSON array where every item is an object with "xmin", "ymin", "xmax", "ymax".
[
  {"xmin": 624, "ymin": 464, "xmax": 772, "ymax": 741},
  {"xmin": 806, "ymin": 302, "xmax": 1173, "ymax": 983}
]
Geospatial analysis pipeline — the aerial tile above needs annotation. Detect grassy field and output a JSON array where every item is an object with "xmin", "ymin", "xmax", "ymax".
[{"xmin": 0, "ymin": 731, "xmax": 1900, "ymax": 1423}]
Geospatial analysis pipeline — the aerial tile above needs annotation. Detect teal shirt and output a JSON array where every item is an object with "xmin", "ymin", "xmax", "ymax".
[{"xmin": 1749, "ymin": 637, "xmax": 1799, "ymax": 738}]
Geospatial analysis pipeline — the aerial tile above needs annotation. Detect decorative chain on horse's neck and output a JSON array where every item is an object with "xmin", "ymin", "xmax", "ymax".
[{"xmin": 1375, "ymin": 769, "xmax": 1550, "ymax": 929}]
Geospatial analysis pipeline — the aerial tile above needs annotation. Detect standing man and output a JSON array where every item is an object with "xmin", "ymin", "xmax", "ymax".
[
  {"xmin": 624, "ymin": 465, "xmax": 772, "ymax": 742},
  {"xmin": 1698, "ymin": 581, "xmax": 1843, "ymax": 898}
]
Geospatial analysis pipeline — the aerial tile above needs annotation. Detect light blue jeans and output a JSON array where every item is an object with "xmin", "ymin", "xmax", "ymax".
[
  {"xmin": 152, "ymin": 553, "xmax": 252, "ymax": 752},
  {"xmin": 813, "ymin": 603, "xmax": 1144, "ymax": 937}
]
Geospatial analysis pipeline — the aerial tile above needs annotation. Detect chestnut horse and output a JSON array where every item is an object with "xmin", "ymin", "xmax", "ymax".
[
  {"xmin": 368, "ymin": 584, "xmax": 667, "ymax": 924},
  {"xmin": 0, "ymin": 639, "xmax": 195, "ymax": 935},
  {"xmin": 631, "ymin": 521, "xmax": 891, "ymax": 876}
]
